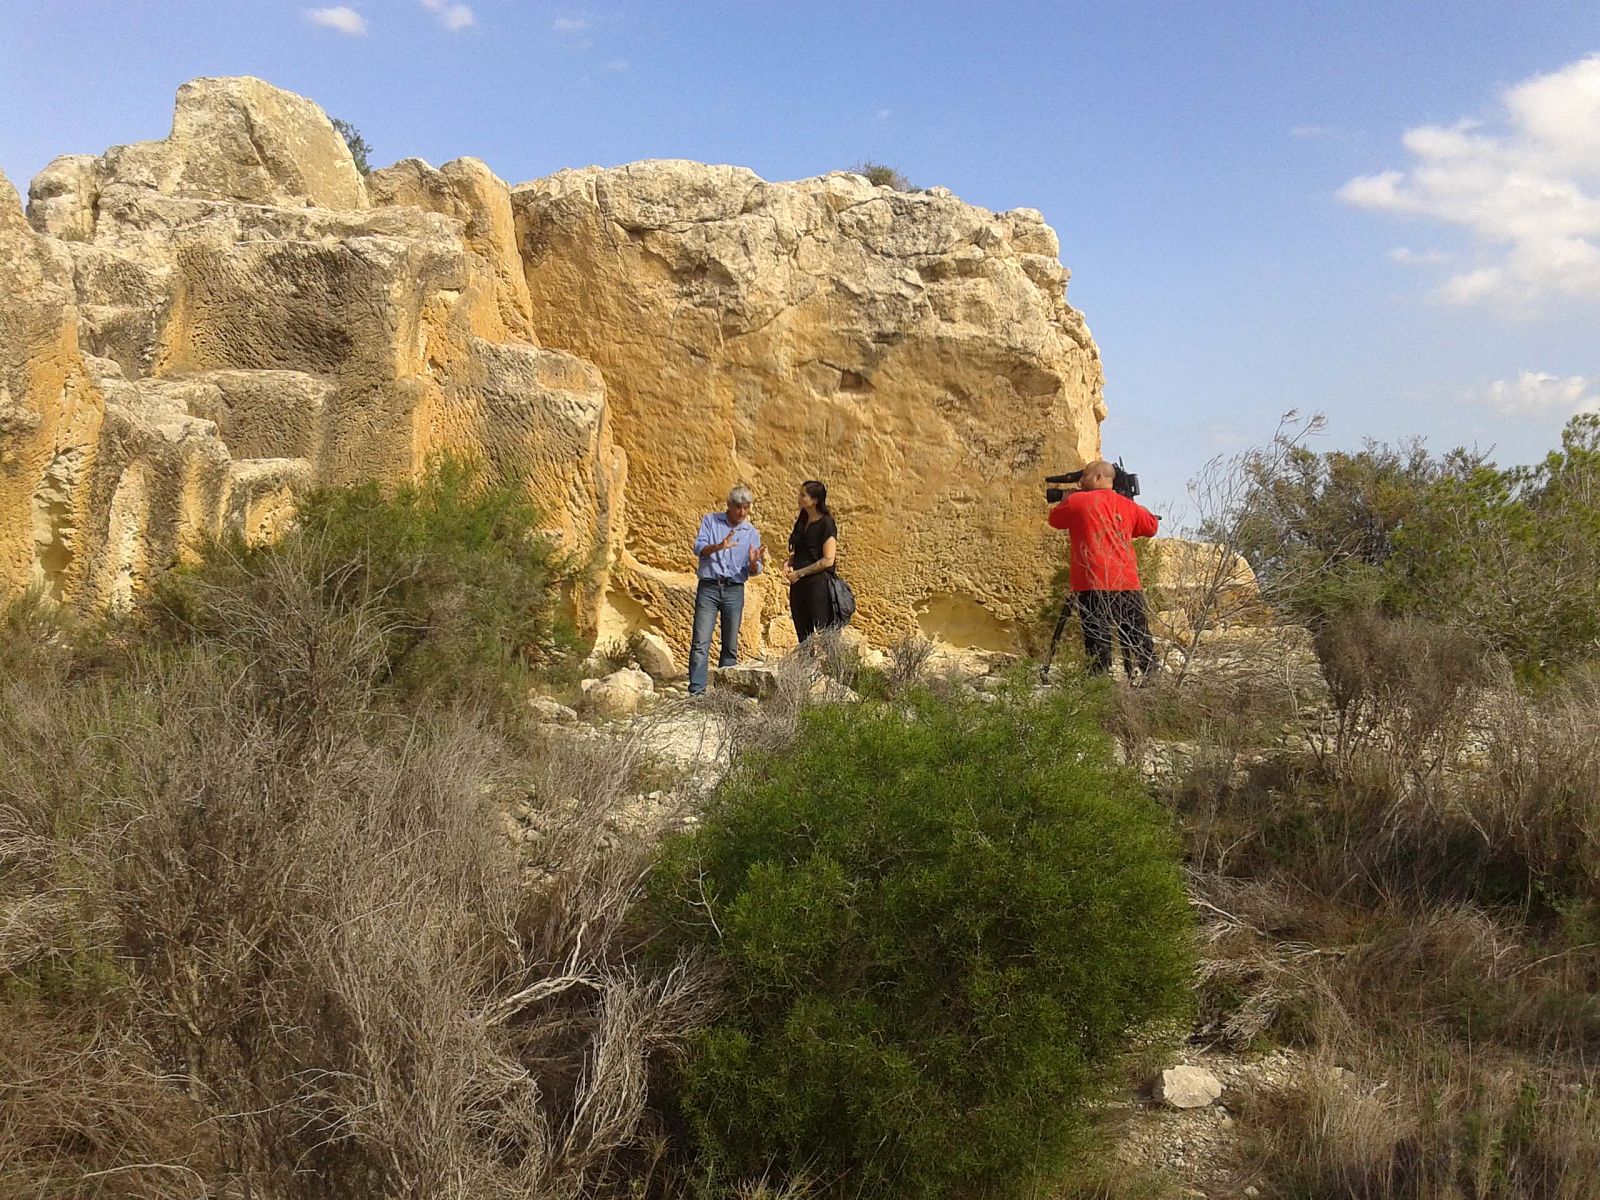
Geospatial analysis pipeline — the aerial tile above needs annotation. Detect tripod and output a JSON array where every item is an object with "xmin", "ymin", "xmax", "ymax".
[{"xmin": 1038, "ymin": 588, "xmax": 1078, "ymax": 682}]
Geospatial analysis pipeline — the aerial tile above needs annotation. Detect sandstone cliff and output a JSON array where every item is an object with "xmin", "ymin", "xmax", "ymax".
[
  {"xmin": 514, "ymin": 162, "xmax": 1104, "ymax": 651},
  {"xmin": 2, "ymin": 76, "xmax": 1106, "ymax": 652}
]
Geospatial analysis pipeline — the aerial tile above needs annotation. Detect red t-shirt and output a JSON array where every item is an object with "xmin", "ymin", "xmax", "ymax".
[{"xmin": 1047, "ymin": 489, "xmax": 1160, "ymax": 592}]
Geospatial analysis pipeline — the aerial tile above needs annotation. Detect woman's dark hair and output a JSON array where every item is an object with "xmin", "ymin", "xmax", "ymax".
[{"xmin": 798, "ymin": 479, "xmax": 830, "ymax": 519}]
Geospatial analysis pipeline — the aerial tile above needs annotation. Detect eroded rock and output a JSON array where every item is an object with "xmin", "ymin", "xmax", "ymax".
[
  {"xmin": 10, "ymin": 78, "xmax": 624, "ymax": 616},
  {"xmin": 713, "ymin": 663, "xmax": 780, "ymax": 699}
]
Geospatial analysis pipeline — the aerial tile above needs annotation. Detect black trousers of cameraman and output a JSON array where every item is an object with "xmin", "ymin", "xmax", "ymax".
[{"xmin": 1077, "ymin": 589, "xmax": 1157, "ymax": 678}]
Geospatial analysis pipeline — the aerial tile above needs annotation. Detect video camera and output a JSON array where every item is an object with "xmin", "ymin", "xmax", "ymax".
[{"xmin": 1044, "ymin": 458, "xmax": 1140, "ymax": 504}]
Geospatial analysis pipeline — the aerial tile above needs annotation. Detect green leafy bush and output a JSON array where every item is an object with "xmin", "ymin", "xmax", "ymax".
[
  {"xmin": 331, "ymin": 117, "xmax": 374, "ymax": 176},
  {"xmin": 1227, "ymin": 414, "xmax": 1600, "ymax": 676},
  {"xmin": 655, "ymin": 687, "xmax": 1192, "ymax": 1199},
  {"xmin": 151, "ymin": 456, "xmax": 580, "ymax": 709}
]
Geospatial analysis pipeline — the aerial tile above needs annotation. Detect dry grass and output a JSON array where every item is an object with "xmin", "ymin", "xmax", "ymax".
[
  {"xmin": 1109, "ymin": 605, "xmax": 1600, "ymax": 1197},
  {"xmin": 0, "ymin": 551, "xmax": 715, "ymax": 1198},
  {"xmin": 1237, "ymin": 1040, "xmax": 1600, "ymax": 1199},
  {"xmin": 885, "ymin": 635, "xmax": 936, "ymax": 694}
]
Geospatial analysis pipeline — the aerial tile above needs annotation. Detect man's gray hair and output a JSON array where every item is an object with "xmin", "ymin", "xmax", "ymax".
[{"xmin": 728, "ymin": 484, "xmax": 754, "ymax": 506}]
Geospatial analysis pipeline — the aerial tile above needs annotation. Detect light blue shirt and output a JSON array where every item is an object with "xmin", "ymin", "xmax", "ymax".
[{"xmin": 694, "ymin": 511, "xmax": 764, "ymax": 583}]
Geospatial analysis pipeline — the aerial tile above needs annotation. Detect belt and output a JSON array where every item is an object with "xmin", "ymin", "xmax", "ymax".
[{"xmin": 703, "ymin": 576, "xmax": 745, "ymax": 587}]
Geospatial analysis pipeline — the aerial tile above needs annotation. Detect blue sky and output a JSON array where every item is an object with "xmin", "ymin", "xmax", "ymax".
[{"xmin": 4, "ymin": 1, "xmax": 1599, "ymax": 519}]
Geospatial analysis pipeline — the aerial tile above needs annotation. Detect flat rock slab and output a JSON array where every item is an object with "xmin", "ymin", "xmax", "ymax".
[
  {"xmin": 713, "ymin": 663, "xmax": 780, "ymax": 698},
  {"xmin": 1156, "ymin": 1065, "xmax": 1223, "ymax": 1110}
]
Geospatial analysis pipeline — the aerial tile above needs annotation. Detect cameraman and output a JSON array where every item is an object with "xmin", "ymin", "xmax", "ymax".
[{"xmin": 1047, "ymin": 460, "xmax": 1160, "ymax": 679}]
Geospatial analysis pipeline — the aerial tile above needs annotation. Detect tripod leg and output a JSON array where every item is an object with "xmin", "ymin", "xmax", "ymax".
[{"xmin": 1039, "ymin": 591, "xmax": 1077, "ymax": 682}]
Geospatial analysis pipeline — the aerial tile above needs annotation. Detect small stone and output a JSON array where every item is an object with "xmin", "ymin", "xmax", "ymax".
[
  {"xmin": 714, "ymin": 663, "xmax": 780, "ymax": 698},
  {"xmin": 809, "ymin": 677, "xmax": 861, "ymax": 704},
  {"xmin": 528, "ymin": 696, "xmax": 578, "ymax": 724},
  {"xmin": 1155, "ymin": 1065, "xmax": 1223, "ymax": 1110}
]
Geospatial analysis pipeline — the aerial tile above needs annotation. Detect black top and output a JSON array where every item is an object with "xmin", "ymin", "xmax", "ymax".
[{"xmin": 789, "ymin": 513, "xmax": 838, "ymax": 572}]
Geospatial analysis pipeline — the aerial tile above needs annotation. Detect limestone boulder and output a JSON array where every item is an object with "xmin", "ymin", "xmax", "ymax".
[
  {"xmin": 368, "ymin": 157, "xmax": 534, "ymax": 342},
  {"xmin": 528, "ymin": 695, "xmax": 580, "ymax": 724},
  {"xmin": 713, "ymin": 663, "xmax": 781, "ymax": 699},
  {"xmin": 28, "ymin": 156, "xmax": 102, "ymax": 241},
  {"xmin": 92, "ymin": 76, "xmax": 368, "ymax": 210},
  {"xmin": 1156, "ymin": 1066, "xmax": 1224, "ymax": 1110},
  {"xmin": 6, "ymin": 75, "xmax": 1110, "ymax": 648},
  {"xmin": 580, "ymin": 666, "xmax": 655, "ymax": 718},
  {"xmin": 512, "ymin": 162, "xmax": 1105, "ymax": 656},
  {"xmin": 632, "ymin": 630, "xmax": 678, "ymax": 681}
]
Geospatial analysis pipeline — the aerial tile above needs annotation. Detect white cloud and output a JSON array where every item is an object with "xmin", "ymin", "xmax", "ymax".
[
  {"xmin": 1340, "ymin": 53, "xmax": 1600, "ymax": 309},
  {"xmin": 420, "ymin": 0, "xmax": 475, "ymax": 31},
  {"xmin": 305, "ymin": 6, "xmax": 366, "ymax": 35},
  {"xmin": 1292, "ymin": 125, "xmax": 1362, "ymax": 143},
  {"xmin": 1388, "ymin": 246, "xmax": 1453, "ymax": 265},
  {"xmin": 553, "ymin": 15, "xmax": 590, "ymax": 33},
  {"xmin": 1470, "ymin": 371, "xmax": 1600, "ymax": 416}
]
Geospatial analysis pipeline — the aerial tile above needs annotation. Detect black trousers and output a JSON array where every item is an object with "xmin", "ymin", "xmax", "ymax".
[
  {"xmin": 1077, "ymin": 589, "xmax": 1156, "ymax": 677},
  {"xmin": 790, "ymin": 574, "xmax": 834, "ymax": 643}
]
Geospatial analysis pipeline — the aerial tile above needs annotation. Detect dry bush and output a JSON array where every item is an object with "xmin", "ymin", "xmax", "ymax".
[
  {"xmin": 885, "ymin": 634, "xmax": 935, "ymax": 693},
  {"xmin": 1461, "ymin": 664, "xmax": 1600, "ymax": 902},
  {"xmin": 0, "ymin": 559, "xmax": 714, "ymax": 1198},
  {"xmin": 1166, "ymin": 411, "xmax": 1329, "ymax": 682},
  {"xmin": 0, "ymin": 1007, "xmax": 218, "ymax": 1199},
  {"xmin": 1240, "ymin": 1041, "xmax": 1600, "ymax": 1199},
  {"xmin": 692, "ymin": 647, "xmax": 839, "ymax": 764},
  {"xmin": 807, "ymin": 627, "xmax": 861, "ymax": 691},
  {"xmin": 1315, "ymin": 610, "xmax": 1491, "ymax": 783}
]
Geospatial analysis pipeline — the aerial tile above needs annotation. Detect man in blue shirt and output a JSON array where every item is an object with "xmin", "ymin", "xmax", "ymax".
[{"xmin": 689, "ymin": 484, "xmax": 766, "ymax": 695}]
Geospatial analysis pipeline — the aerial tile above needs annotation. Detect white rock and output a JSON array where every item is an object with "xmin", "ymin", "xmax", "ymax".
[
  {"xmin": 1155, "ymin": 1066, "xmax": 1223, "ymax": 1110},
  {"xmin": 809, "ymin": 677, "xmax": 861, "ymax": 704},
  {"xmin": 528, "ymin": 696, "xmax": 579, "ymax": 724},
  {"xmin": 580, "ymin": 666, "xmax": 654, "ymax": 718},
  {"xmin": 713, "ymin": 663, "xmax": 780, "ymax": 699},
  {"xmin": 633, "ymin": 630, "xmax": 678, "ymax": 681}
]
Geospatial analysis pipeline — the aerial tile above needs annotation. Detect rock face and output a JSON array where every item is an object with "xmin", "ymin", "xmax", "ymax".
[
  {"xmin": 8, "ymin": 76, "xmax": 622, "ymax": 614},
  {"xmin": 3, "ymin": 76, "xmax": 1108, "ymax": 654},
  {"xmin": 0, "ymin": 169, "xmax": 104, "ymax": 600},
  {"xmin": 512, "ymin": 162, "xmax": 1104, "ymax": 652}
]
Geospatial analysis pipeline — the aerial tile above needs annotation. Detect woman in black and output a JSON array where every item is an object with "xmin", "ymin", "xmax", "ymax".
[{"xmin": 785, "ymin": 479, "xmax": 839, "ymax": 643}]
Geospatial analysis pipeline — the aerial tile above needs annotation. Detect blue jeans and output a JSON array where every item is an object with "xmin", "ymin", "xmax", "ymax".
[{"xmin": 688, "ymin": 579, "xmax": 745, "ymax": 694}]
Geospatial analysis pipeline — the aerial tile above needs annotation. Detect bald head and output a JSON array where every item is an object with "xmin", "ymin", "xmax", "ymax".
[{"xmin": 1081, "ymin": 460, "xmax": 1116, "ymax": 490}]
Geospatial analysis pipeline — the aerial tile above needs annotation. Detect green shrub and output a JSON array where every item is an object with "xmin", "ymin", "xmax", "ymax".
[
  {"xmin": 331, "ymin": 117, "xmax": 374, "ymax": 176},
  {"xmin": 1224, "ymin": 413, "xmax": 1600, "ymax": 676},
  {"xmin": 150, "ymin": 456, "xmax": 580, "ymax": 709},
  {"xmin": 655, "ymin": 686, "xmax": 1192, "ymax": 1199}
]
